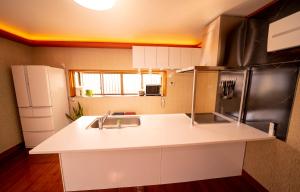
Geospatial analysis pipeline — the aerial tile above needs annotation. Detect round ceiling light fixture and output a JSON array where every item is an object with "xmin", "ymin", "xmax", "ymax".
[{"xmin": 74, "ymin": 0, "xmax": 117, "ymax": 11}]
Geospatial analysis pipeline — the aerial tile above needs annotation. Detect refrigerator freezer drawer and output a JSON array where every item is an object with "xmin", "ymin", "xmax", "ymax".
[
  {"xmin": 21, "ymin": 117, "xmax": 55, "ymax": 132},
  {"xmin": 19, "ymin": 107, "xmax": 53, "ymax": 117},
  {"xmin": 23, "ymin": 131, "xmax": 55, "ymax": 148},
  {"xmin": 32, "ymin": 107, "xmax": 52, "ymax": 117},
  {"xmin": 19, "ymin": 108, "xmax": 33, "ymax": 117}
]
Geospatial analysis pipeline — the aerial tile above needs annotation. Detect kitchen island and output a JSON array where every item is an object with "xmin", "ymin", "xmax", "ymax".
[{"xmin": 30, "ymin": 113, "xmax": 274, "ymax": 191}]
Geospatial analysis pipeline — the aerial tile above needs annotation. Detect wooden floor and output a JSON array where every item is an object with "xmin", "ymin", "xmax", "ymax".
[{"xmin": 0, "ymin": 149, "xmax": 260, "ymax": 192}]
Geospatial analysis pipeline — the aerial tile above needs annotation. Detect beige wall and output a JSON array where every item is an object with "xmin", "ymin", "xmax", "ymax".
[
  {"xmin": 243, "ymin": 79, "xmax": 300, "ymax": 192},
  {"xmin": 1, "ymin": 38, "xmax": 300, "ymax": 192},
  {"xmin": 32, "ymin": 47, "xmax": 132, "ymax": 70},
  {"xmin": 32, "ymin": 47, "xmax": 217, "ymax": 115},
  {"xmin": 195, "ymin": 71, "xmax": 218, "ymax": 113},
  {"xmin": 0, "ymin": 38, "xmax": 32, "ymax": 153},
  {"xmin": 72, "ymin": 73, "xmax": 193, "ymax": 115},
  {"xmin": 0, "ymin": 43, "xmax": 217, "ymax": 153}
]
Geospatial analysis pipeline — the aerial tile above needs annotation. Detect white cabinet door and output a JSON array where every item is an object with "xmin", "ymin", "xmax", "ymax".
[
  {"xmin": 27, "ymin": 66, "xmax": 52, "ymax": 107},
  {"xmin": 191, "ymin": 48, "xmax": 202, "ymax": 66},
  {"xmin": 156, "ymin": 47, "xmax": 169, "ymax": 68},
  {"xmin": 145, "ymin": 46, "xmax": 156, "ymax": 68},
  {"xmin": 168, "ymin": 47, "xmax": 181, "ymax": 68},
  {"xmin": 132, "ymin": 46, "xmax": 200, "ymax": 69},
  {"xmin": 11, "ymin": 65, "xmax": 31, "ymax": 107},
  {"xmin": 132, "ymin": 46, "xmax": 145, "ymax": 68},
  {"xmin": 180, "ymin": 48, "xmax": 193, "ymax": 68}
]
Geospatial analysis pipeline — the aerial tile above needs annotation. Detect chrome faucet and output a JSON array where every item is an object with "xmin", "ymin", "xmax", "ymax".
[{"xmin": 98, "ymin": 110, "xmax": 110, "ymax": 130}]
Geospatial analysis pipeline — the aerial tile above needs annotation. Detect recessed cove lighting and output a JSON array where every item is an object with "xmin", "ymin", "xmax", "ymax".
[{"xmin": 74, "ymin": 0, "xmax": 117, "ymax": 11}]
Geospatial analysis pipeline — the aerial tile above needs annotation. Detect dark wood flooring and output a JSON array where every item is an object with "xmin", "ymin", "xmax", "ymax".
[{"xmin": 0, "ymin": 149, "xmax": 260, "ymax": 192}]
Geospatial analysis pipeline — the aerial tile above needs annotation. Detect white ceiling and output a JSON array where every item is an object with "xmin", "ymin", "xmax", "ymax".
[{"xmin": 0, "ymin": 0, "xmax": 273, "ymax": 45}]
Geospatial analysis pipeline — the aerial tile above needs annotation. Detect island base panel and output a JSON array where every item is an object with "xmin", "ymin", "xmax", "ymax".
[
  {"xmin": 161, "ymin": 142, "xmax": 245, "ymax": 184},
  {"xmin": 60, "ymin": 148, "xmax": 161, "ymax": 191},
  {"xmin": 59, "ymin": 142, "xmax": 246, "ymax": 191}
]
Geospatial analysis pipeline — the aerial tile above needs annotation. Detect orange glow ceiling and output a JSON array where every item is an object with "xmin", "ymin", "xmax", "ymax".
[{"xmin": 0, "ymin": 0, "xmax": 273, "ymax": 45}]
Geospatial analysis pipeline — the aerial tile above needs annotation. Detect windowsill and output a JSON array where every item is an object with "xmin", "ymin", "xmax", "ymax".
[{"xmin": 71, "ymin": 95, "xmax": 164, "ymax": 98}]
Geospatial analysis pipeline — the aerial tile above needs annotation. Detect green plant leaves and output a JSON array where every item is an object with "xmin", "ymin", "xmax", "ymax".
[{"xmin": 65, "ymin": 102, "xmax": 84, "ymax": 121}]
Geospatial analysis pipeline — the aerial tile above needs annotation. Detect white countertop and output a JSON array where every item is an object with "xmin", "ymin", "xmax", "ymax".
[{"xmin": 30, "ymin": 113, "xmax": 274, "ymax": 154}]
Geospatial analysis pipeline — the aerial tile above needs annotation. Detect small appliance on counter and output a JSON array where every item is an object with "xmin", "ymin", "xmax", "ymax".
[
  {"xmin": 145, "ymin": 84, "xmax": 161, "ymax": 96},
  {"xmin": 138, "ymin": 90, "xmax": 145, "ymax": 96}
]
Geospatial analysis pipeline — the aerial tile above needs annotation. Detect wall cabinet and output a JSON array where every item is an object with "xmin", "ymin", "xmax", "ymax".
[
  {"xmin": 180, "ymin": 48, "xmax": 193, "ymax": 68},
  {"xmin": 156, "ymin": 47, "xmax": 169, "ymax": 68},
  {"xmin": 168, "ymin": 47, "xmax": 181, "ymax": 68},
  {"xmin": 145, "ymin": 46, "xmax": 157, "ymax": 68},
  {"xmin": 268, "ymin": 11, "xmax": 300, "ymax": 52},
  {"xmin": 132, "ymin": 46, "xmax": 202, "ymax": 69},
  {"xmin": 132, "ymin": 46, "xmax": 145, "ymax": 68}
]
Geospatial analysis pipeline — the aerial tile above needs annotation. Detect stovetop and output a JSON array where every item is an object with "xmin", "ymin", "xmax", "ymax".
[{"xmin": 185, "ymin": 113, "xmax": 231, "ymax": 124}]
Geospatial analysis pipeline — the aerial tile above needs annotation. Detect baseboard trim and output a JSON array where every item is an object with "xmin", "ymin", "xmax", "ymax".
[
  {"xmin": 242, "ymin": 170, "xmax": 268, "ymax": 192},
  {"xmin": 0, "ymin": 142, "xmax": 25, "ymax": 163}
]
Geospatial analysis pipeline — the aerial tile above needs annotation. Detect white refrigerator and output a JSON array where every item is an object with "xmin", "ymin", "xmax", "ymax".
[{"xmin": 11, "ymin": 65, "xmax": 70, "ymax": 148}]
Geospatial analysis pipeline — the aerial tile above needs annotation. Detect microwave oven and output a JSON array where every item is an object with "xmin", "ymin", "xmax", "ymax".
[{"xmin": 145, "ymin": 85, "xmax": 161, "ymax": 96}]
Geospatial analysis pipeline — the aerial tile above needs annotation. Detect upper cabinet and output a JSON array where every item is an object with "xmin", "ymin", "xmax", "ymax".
[
  {"xmin": 132, "ymin": 46, "xmax": 202, "ymax": 69},
  {"xmin": 145, "ymin": 46, "xmax": 157, "ymax": 68},
  {"xmin": 200, "ymin": 16, "xmax": 243, "ymax": 66},
  {"xmin": 168, "ymin": 47, "xmax": 181, "ymax": 68},
  {"xmin": 180, "ymin": 48, "xmax": 193, "ymax": 68},
  {"xmin": 268, "ymin": 11, "xmax": 300, "ymax": 52},
  {"xmin": 156, "ymin": 47, "xmax": 169, "ymax": 68},
  {"xmin": 132, "ymin": 46, "xmax": 145, "ymax": 68}
]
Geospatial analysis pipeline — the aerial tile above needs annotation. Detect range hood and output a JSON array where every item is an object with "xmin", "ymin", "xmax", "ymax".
[
  {"xmin": 177, "ymin": 15, "xmax": 245, "ymax": 73},
  {"xmin": 177, "ymin": 16, "xmax": 275, "ymax": 73}
]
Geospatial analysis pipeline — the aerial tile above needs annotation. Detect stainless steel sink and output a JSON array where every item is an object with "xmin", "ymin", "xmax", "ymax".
[{"xmin": 89, "ymin": 116, "xmax": 141, "ymax": 129}]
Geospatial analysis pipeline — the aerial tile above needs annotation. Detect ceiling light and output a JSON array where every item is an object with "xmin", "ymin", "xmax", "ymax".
[{"xmin": 74, "ymin": 0, "xmax": 116, "ymax": 11}]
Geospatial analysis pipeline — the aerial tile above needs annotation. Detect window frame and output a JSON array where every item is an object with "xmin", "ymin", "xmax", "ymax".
[{"xmin": 68, "ymin": 69, "xmax": 167, "ymax": 97}]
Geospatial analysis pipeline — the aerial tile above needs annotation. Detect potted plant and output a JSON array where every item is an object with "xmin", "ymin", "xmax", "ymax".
[{"xmin": 65, "ymin": 102, "xmax": 84, "ymax": 121}]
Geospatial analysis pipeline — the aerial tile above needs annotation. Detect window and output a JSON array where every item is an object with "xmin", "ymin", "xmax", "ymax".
[
  {"xmin": 123, "ymin": 74, "xmax": 141, "ymax": 94},
  {"xmin": 81, "ymin": 73, "xmax": 101, "ymax": 94},
  {"xmin": 69, "ymin": 70, "xmax": 166, "ymax": 96},
  {"xmin": 103, "ymin": 74, "xmax": 121, "ymax": 94}
]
